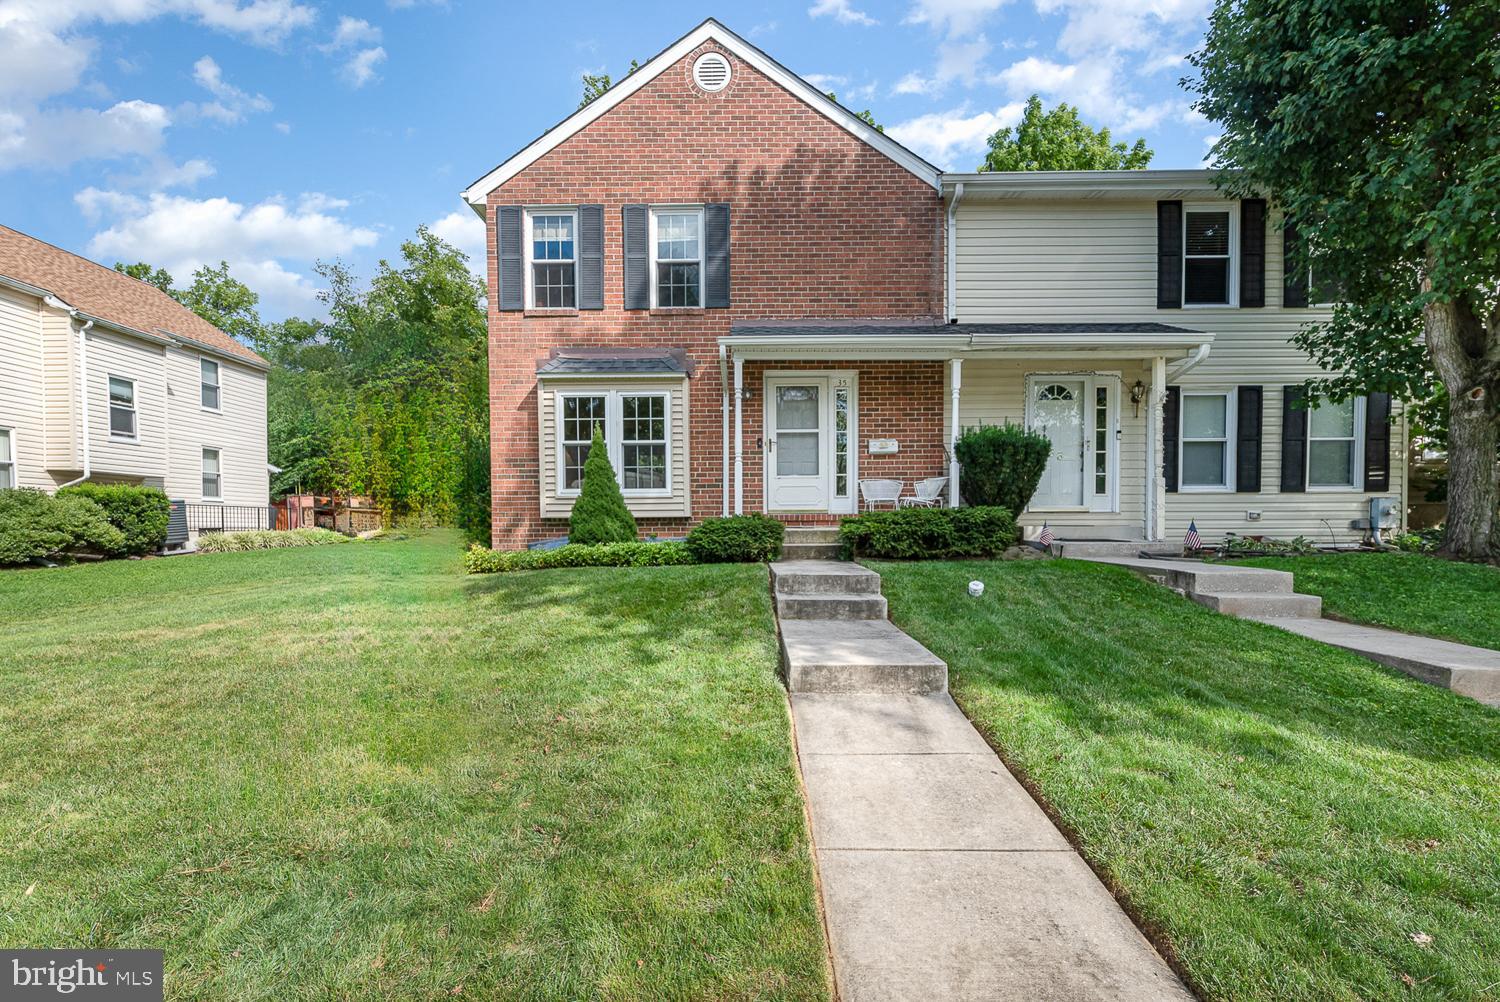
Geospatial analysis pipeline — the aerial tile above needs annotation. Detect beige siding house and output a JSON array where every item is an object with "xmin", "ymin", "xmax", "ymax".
[{"xmin": 0, "ymin": 224, "xmax": 271, "ymax": 531}]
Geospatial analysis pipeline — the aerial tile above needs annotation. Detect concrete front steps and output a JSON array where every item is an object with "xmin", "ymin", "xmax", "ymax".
[
  {"xmin": 772, "ymin": 559, "xmax": 947, "ymax": 695},
  {"xmin": 1082, "ymin": 555, "xmax": 1322, "ymax": 619},
  {"xmin": 779, "ymin": 525, "xmax": 843, "ymax": 562}
]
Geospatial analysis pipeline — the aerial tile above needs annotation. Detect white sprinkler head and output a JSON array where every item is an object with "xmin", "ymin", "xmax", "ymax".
[{"xmin": 968, "ymin": 580, "xmax": 985, "ymax": 598}]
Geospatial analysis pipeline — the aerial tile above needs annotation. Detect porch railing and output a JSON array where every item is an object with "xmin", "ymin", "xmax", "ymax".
[{"xmin": 181, "ymin": 502, "xmax": 275, "ymax": 534}]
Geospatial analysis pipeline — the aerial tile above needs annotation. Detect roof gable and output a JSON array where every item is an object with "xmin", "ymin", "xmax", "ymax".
[{"xmin": 461, "ymin": 18, "xmax": 939, "ymax": 211}]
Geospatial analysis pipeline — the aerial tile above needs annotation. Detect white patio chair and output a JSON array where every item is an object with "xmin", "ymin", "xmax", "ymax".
[
  {"xmin": 899, "ymin": 477, "xmax": 948, "ymax": 508},
  {"xmin": 859, "ymin": 478, "xmax": 903, "ymax": 510}
]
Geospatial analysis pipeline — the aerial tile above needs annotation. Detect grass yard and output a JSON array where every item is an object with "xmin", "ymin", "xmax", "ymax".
[
  {"xmin": 0, "ymin": 532, "xmax": 828, "ymax": 1001},
  {"xmin": 875, "ymin": 558, "xmax": 1500, "ymax": 1002},
  {"xmin": 1237, "ymin": 551, "xmax": 1500, "ymax": 651}
]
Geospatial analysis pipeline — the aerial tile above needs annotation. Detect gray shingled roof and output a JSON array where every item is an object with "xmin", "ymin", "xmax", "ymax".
[
  {"xmin": 536, "ymin": 350, "xmax": 690, "ymax": 376},
  {"xmin": 727, "ymin": 321, "xmax": 1205, "ymax": 338}
]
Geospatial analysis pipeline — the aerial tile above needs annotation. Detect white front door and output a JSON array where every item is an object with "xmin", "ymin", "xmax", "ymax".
[
  {"xmin": 767, "ymin": 377, "xmax": 828, "ymax": 510},
  {"xmin": 1030, "ymin": 378, "xmax": 1087, "ymax": 508}
]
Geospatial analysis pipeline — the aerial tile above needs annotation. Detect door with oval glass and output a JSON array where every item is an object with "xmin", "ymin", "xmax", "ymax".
[{"xmin": 1029, "ymin": 377, "xmax": 1088, "ymax": 508}]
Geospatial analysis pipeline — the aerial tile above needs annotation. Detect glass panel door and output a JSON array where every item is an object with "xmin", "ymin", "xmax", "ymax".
[{"xmin": 776, "ymin": 385, "xmax": 820, "ymax": 477}]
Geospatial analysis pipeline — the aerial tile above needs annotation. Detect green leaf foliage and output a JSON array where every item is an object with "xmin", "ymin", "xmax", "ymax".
[
  {"xmin": 56, "ymin": 483, "xmax": 170, "ymax": 556},
  {"xmin": 839, "ymin": 506, "xmax": 1018, "ymax": 560},
  {"xmin": 568, "ymin": 426, "xmax": 637, "ymax": 545},
  {"xmin": 954, "ymin": 423, "xmax": 1052, "ymax": 513},
  {"xmin": 464, "ymin": 541, "xmax": 694, "ymax": 573},
  {"xmin": 0, "ymin": 489, "xmax": 125, "ymax": 565},
  {"xmin": 685, "ymin": 514, "xmax": 785, "ymax": 563},
  {"xmin": 981, "ymin": 95, "xmax": 1153, "ymax": 172},
  {"xmin": 195, "ymin": 528, "xmax": 351, "ymax": 553}
]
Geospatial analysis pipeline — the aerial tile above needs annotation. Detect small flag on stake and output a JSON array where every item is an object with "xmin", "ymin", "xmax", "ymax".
[
  {"xmin": 1184, "ymin": 520, "xmax": 1202, "ymax": 552},
  {"xmin": 1037, "ymin": 522, "xmax": 1055, "ymax": 547}
]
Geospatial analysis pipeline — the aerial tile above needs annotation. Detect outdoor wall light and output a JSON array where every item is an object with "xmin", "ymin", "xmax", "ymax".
[{"xmin": 1130, "ymin": 380, "xmax": 1147, "ymax": 417}]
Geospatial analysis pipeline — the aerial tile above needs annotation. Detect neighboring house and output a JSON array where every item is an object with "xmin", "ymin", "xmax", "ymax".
[
  {"xmin": 0, "ymin": 224, "xmax": 271, "ymax": 534},
  {"xmin": 464, "ymin": 19, "xmax": 1403, "ymax": 550}
]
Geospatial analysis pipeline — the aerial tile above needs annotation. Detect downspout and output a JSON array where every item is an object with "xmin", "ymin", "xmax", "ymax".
[
  {"xmin": 47, "ymin": 297, "xmax": 93, "ymax": 489},
  {"xmin": 719, "ymin": 342, "xmax": 729, "ymax": 517},
  {"xmin": 733, "ymin": 354, "xmax": 745, "ymax": 515},
  {"xmin": 945, "ymin": 182, "xmax": 965, "ymax": 323},
  {"xmin": 1166, "ymin": 342, "xmax": 1212, "ymax": 382}
]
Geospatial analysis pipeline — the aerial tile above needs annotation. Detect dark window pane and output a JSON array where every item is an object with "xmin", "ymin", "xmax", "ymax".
[
  {"xmin": 533, "ymin": 263, "xmax": 576, "ymax": 308},
  {"xmin": 1184, "ymin": 259, "xmax": 1230, "ymax": 304},
  {"xmin": 656, "ymin": 263, "xmax": 700, "ymax": 307},
  {"xmin": 1185, "ymin": 212, "xmax": 1230, "ymax": 255},
  {"xmin": 622, "ymin": 444, "xmax": 666, "ymax": 490}
]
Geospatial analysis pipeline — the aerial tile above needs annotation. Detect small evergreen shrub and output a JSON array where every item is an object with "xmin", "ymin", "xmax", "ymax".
[
  {"xmin": 0, "ymin": 488, "xmax": 126, "ymax": 565},
  {"xmin": 954, "ymin": 424, "xmax": 1051, "ymax": 513},
  {"xmin": 57, "ymin": 483, "xmax": 171, "ymax": 556},
  {"xmin": 464, "ymin": 541, "xmax": 694, "ymax": 573},
  {"xmin": 685, "ymin": 514, "xmax": 784, "ymax": 563},
  {"xmin": 839, "ymin": 506, "xmax": 1018, "ymax": 560},
  {"xmin": 568, "ymin": 426, "xmax": 637, "ymax": 544},
  {"xmin": 196, "ymin": 527, "xmax": 350, "ymax": 553}
]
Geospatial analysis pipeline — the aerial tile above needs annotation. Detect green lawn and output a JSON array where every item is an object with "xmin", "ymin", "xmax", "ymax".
[
  {"xmin": 875, "ymin": 558, "xmax": 1500, "ymax": 1002},
  {"xmin": 1236, "ymin": 551, "xmax": 1500, "ymax": 651},
  {"xmin": 0, "ymin": 533, "xmax": 828, "ymax": 1001}
]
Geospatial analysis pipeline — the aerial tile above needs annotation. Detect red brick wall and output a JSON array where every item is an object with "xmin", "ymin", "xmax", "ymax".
[{"xmin": 486, "ymin": 42, "xmax": 944, "ymax": 547}]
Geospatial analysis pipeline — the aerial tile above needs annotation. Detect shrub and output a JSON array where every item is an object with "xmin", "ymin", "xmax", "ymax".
[
  {"xmin": 57, "ymin": 483, "xmax": 171, "ymax": 556},
  {"xmin": 685, "ymin": 514, "xmax": 784, "ymax": 563},
  {"xmin": 0, "ymin": 488, "xmax": 126, "ymax": 565},
  {"xmin": 954, "ymin": 423, "xmax": 1051, "ymax": 513},
  {"xmin": 196, "ymin": 527, "xmax": 350, "ymax": 553},
  {"xmin": 839, "ymin": 506, "xmax": 1018, "ymax": 560},
  {"xmin": 464, "ymin": 541, "xmax": 694, "ymax": 573},
  {"xmin": 568, "ymin": 426, "xmax": 637, "ymax": 544}
]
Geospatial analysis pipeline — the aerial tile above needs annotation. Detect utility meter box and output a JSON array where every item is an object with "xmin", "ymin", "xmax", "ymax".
[{"xmin": 1370, "ymin": 496, "xmax": 1400, "ymax": 530}]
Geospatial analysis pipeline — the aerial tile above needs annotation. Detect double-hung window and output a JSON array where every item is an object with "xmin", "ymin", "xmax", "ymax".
[
  {"xmin": 201, "ymin": 358, "xmax": 221, "ymax": 410},
  {"xmin": 202, "ymin": 447, "xmax": 222, "ymax": 501},
  {"xmin": 558, "ymin": 390, "xmax": 671, "ymax": 497},
  {"xmin": 108, "ymin": 376, "xmax": 136, "ymax": 439},
  {"xmin": 1179, "ymin": 391, "xmax": 1233, "ymax": 490},
  {"xmin": 1307, "ymin": 397, "xmax": 1362, "ymax": 489},
  {"xmin": 651, "ymin": 208, "xmax": 702, "ymax": 308},
  {"xmin": 1183, "ymin": 205, "xmax": 1237, "ymax": 306},
  {"xmin": 0, "ymin": 427, "xmax": 14, "ymax": 488},
  {"xmin": 526, "ymin": 210, "xmax": 577, "ymax": 309}
]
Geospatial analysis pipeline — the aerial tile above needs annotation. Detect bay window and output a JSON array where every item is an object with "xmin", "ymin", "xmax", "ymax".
[{"xmin": 558, "ymin": 390, "xmax": 671, "ymax": 496}]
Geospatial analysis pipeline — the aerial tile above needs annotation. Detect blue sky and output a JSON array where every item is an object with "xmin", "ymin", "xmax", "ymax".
[{"xmin": 0, "ymin": 0, "xmax": 1218, "ymax": 320}]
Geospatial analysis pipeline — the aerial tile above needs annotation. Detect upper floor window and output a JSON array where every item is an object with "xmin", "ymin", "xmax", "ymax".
[
  {"xmin": 0, "ymin": 427, "xmax": 13, "ymax": 489},
  {"xmin": 1183, "ymin": 205, "xmax": 1237, "ymax": 306},
  {"xmin": 202, "ymin": 447, "xmax": 223, "ymax": 501},
  {"xmin": 201, "ymin": 358, "xmax": 221, "ymax": 410},
  {"xmin": 651, "ymin": 208, "xmax": 702, "ymax": 308},
  {"xmin": 108, "ymin": 376, "xmax": 136, "ymax": 439},
  {"xmin": 526, "ymin": 210, "xmax": 577, "ymax": 309},
  {"xmin": 1308, "ymin": 397, "xmax": 1362, "ymax": 489}
]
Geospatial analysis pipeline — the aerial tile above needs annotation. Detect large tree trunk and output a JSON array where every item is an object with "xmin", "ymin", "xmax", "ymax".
[{"xmin": 1423, "ymin": 292, "xmax": 1500, "ymax": 561}]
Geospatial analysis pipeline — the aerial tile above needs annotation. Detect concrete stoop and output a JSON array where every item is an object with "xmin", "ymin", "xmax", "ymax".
[
  {"xmin": 778, "ymin": 525, "xmax": 843, "ymax": 562},
  {"xmin": 1048, "ymin": 539, "xmax": 1182, "ymax": 559},
  {"xmin": 1083, "ymin": 555, "xmax": 1322, "ymax": 619}
]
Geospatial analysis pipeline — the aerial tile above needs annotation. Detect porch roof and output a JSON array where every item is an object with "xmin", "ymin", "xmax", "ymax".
[{"xmin": 722, "ymin": 321, "xmax": 1212, "ymax": 359}]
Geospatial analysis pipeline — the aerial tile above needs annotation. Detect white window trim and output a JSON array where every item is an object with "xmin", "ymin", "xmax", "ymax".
[
  {"xmin": 201, "ymin": 357, "xmax": 222, "ymax": 413},
  {"xmin": 0, "ymin": 426, "xmax": 15, "ymax": 489},
  {"xmin": 201, "ymin": 446, "xmax": 223, "ymax": 502},
  {"xmin": 1023, "ymin": 372, "xmax": 1120, "ymax": 514},
  {"xmin": 648, "ymin": 206, "xmax": 705, "ymax": 310},
  {"xmin": 107, "ymin": 374, "xmax": 138, "ymax": 442},
  {"xmin": 555, "ymin": 389, "xmax": 673, "ymax": 499},
  {"xmin": 1306, "ymin": 396, "xmax": 1365, "ymax": 492},
  {"xmin": 1182, "ymin": 202, "xmax": 1239, "ymax": 308},
  {"xmin": 1178, "ymin": 389, "xmax": 1237, "ymax": 493},
  {"xmin": 523, "ymin": 207, "xmax": 579, "ymax": 311}
]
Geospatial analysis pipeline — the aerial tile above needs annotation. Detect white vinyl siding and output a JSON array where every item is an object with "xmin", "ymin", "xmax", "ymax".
[
  {"xmin": 0, "ymin": 286, "xmax": 51, "ymax": 488},
  {"xmin": 164, "ymin": 346, "xmax": 270, "ymax": 507}
]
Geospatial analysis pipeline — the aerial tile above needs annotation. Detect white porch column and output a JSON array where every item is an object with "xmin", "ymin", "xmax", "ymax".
[
  {"xmin": 1147, "ymin": 354, "xmax": 1167, "ymax": 541},
  {"xmin": 949, "ymin": 357, "xmax": 963, "ymax": 508},
  {"xmin": 733, "ymin": 354, "xmax": 745, "ymax": 515}
]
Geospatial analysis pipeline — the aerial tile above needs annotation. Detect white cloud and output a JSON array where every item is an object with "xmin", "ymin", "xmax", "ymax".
[
  {"xmin": 808, "ymin": 0, "xmax": 878, "ymax": 27},
  {"xmin": 429, "ymin": 210, "xmax": 486, "ymax": 269},
  {"xmin": 0, "ymin": 22, "xmax": 94, "ymax": 103},
  {"xmin": 990, "ymin": 54, "xmax": 1176, "ymax": 136},
  {"xmin": 803, "ymin": 73, "xmax": 848, "ymax": 91},
  {"xmin": 274, "ymin": 121, "xmax": 291, "ymax": 134},
  {"xmin": 904, "ymin": 0, "xmax": 1010, "ymax": 36},
  {"xmin": 184, "ymin": 54, "xmax": 271, "ymax": 123},
  {"xmin": 0, "ymin": 99, "xmax": 172, "ymax": 168},
  {"xmin": 895, "ymin": 0, "xmax": 1010, "ymax": 94},
  {"xmin": 340, "ymin": 46, "xmax": 386, "ymax": 88},
  {"xmin": 887, "ymin": 101, "xmax": 1024, "ymax": 168},
  {"xmin": 324, "ymin": 15, "xmax": 382, "ymax": 48},
  {"xmin": 1033, "ymin": 0, "xmax": 1210, "ymax": 57},
  {"xmin": 892, "ymin": 72, "xmax": 939, "ymax": 96}
]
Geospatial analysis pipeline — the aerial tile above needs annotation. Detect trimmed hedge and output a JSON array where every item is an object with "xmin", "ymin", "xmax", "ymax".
[
  {"xmin": 0, "ymin": 488, "xmax": 125, "ymax": 565},
  {"xmin": 839, "ymin": 506, "xmax": 1018, "ymax": 560},
  {"xmin": 57, "ymin": 483, "xmax": 170, "ymax": 556},
  {"xmin": 569, "ymin": 426, "xmax": 637, "ymax": 544},
  {"xmin": 197, "ymin": 528, "xmax": 351, "ymax": 553},
  {"xmin": 954, "ymin": 423, "xmax": 1051, "ymax": 513},
  {"xmin": 465, "ymin": 541, "xmax": 694, "ymax": 574},
  {"xmin": 685, "ymin": 514, "xmax": 785, "ymax": 563}
]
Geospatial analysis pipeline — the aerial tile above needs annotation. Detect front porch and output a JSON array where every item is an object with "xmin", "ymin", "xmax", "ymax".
[{"xmin": 720, "ymin": 322, "xmax": 1214, "ymax": 541}]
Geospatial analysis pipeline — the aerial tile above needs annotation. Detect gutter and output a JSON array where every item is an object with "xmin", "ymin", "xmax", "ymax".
[
  {"xmin": 1165, "ymin": 342, "xmax": 1212, "ymax": 381},
  {"xmin": 45, "ymin": 294, "xmax": 94, "ymax": 489},
  {"xmin": 946, "ymin": 182, "xmax": 964, "ymax": 323}
]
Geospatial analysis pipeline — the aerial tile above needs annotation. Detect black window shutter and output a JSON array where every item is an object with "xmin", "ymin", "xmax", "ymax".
[
  {"xmin": 1235, "ymin": 386, "xmax": 1263, "ymax": 492},
  {"xmin": 704, "ymin": 203, "xmax": 731, "ymax": 309},
  {"xmin": 1157, "ymin": 201, "xmax": 1183, "ymax": 309},
  {"xmin": 622, "ymin": 204, "xmax": 649, "ymax": 310},
  {"xmin": 1283, "ymin": 223, "xmax": 1309, "ymax": 308},
  {"xmin": 1280, "ymin": 385, "xmax": 1308, "ymax": 492},
  {"xmin": 496, "ymin": 205, "xmax": 523, "ymax": 312},
  {"xmin": 577, "ymin": 204, "xmax": 604, "ymax": 310},
  {"xmin": 1364, "ymin": 392, "xmax": 1392, "ymax": 491},
  {"xmin": 1240, "ymin": 199, "xmax": 1266, "ymax": 308},
  {"xmin": 1163, "ymin": 386, "xmax": 1181, "ymax": 493}
]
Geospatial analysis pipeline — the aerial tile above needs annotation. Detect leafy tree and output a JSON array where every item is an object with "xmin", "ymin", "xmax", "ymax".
[
  {"xmin": 826, "ymin": 92, "xmax": 884, "ymax": 133},
  {"xmin": 568, "ymin": 427, "xmax": 637, "ymax": 544},
  {"xmin": 580, "ymin": 59, "xmax": 640, "ymax": 108},
  {"xmin": 1191, "ymin": 0, "xmax": 1499, "ymax": 560},
  {"xmin": 114, "ymin": 262, "xmax": 176, "ymax": 294},
  {"xmin": 176, "ymin": 262, "xmax": 263, "ymax": 347},
  {"xmin": 980, "ymin": 95, "xmax": 1153, "ymax": 172}
]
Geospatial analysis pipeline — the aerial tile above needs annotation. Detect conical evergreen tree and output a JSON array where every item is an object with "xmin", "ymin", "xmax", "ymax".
[{"xmin": 568, "ymin": 425, "xmax": 637, "ymax": 544}]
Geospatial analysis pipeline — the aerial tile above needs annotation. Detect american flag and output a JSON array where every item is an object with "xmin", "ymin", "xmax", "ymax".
[
  {"xmin": 1184, "ymin": 520, "xmax": 1202, "ymax": 552},
  {"xmin": 1037, "ymin": 522, "xmax": 1055, "ymax": 547}
]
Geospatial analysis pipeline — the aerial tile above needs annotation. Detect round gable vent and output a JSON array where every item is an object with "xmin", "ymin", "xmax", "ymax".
[{"xmin": 692, "ymin": 52, "xmax": 731, "ymax": 92}]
